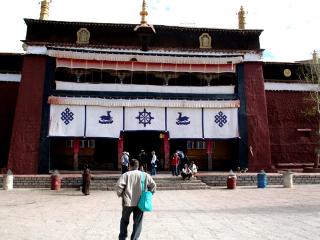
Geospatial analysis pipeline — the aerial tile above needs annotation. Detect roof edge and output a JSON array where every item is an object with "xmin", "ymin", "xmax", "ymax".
[{"xmin": 24, "ymin": 18, "xmax": 263, "ymax": 34}]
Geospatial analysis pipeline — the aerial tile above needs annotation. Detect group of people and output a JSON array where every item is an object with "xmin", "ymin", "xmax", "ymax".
[
  {"xmin": 121, "ymin": 150, "xmax": 159, "ymax": 176},
  {"xmin": 171, "ymin": 151, "xmax": 198, "ymax": 180}
]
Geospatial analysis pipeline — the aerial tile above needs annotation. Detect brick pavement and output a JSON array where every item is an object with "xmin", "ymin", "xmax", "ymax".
[{"xmin": 0, "ymin": 185, "xmax": 320, "ymax": 240}]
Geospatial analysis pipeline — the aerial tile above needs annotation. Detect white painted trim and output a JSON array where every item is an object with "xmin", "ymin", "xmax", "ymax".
[
  {"xmin": 265, "ymin": 82, "xmax": 319, "ymax": 92},
  {"xmin": 0, "ymin": 73, "xmax": 21, "ymax": 82},
  {"xmin": 26, "ymin": 46, "xmax": 48, "ymax": 55},
  {"xmin": 55, "ymin": 81, "xmax": 235, "ymax": 94},
  {"xmin": 243, "ymin": 52, "xmax": 263, "ymax": 62},
  {"xmin": 48, "ymin": 96, "xmax": 240, "ymax": 109}
]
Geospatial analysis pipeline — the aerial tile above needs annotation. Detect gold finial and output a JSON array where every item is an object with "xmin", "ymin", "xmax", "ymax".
[
  {"xmin": 312, "ymin": 50, "xmax": 319, "ymax": 64},
  {"xmin": 238, "ymin": 6, "xmax": 246, "ymax": 30},
  {"xmin": 140, "ymin": 0, "xmax": 148, "ymax": 25},
  {"xmin": 40, "ymin": 0, "xmax": 51, "ymax": 20}
]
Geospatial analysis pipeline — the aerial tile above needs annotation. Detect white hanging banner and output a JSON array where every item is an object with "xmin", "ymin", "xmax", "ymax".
[
  {"xmin": 167, "ymin": 108, "xmax": 203, "ymax": 139},
  {"xmin": 49, "ymin": 105, "xmax": 85, "ymax": 137},
  {"xmin": 86, "ymin": 106, "xmax": 123, "ymax": 138},
  {"xmin": 124, "ymin": 107, "xmax": 165, "ymax": 131},
  {"xmin": 203, "ymin": 108, "xmax": 239, "ymax": 138}
]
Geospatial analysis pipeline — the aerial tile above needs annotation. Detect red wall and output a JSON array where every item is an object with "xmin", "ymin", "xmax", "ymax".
[
  {"xmin": 0, "ymin": 82, "xmax": 19, "ymax": 169},
  {"xmin": 7, "ymin": 55, "xmax": 47, "ymax": 174},
  {"xmin": 244, "ymin": 62, "xmax": 272, "ymax": 171},
  {"xmin": 266, "ymin": 91, "xmax": 318, "ymax": 167}
]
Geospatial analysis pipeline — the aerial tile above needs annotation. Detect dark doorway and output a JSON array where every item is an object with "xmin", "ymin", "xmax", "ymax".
[
  {"xmin": 94, "ymin": 139, "xmax": 118, "ymax": 170},
  {"xmin": 50, "ymin": 138, "xmax": 118, "ymax": 171},
  {"xmin": 123, "ymin": 131, "xmax": 162, "ymax": 169}
]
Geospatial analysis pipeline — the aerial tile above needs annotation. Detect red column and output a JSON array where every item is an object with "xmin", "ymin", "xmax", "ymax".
[
  {"xmin": 164, "ymin": 132, "xmax": 170, "ymax": 170},
  {"xmin": 243, "ymin": 62, "xmax": 272, "ymax": 171},
  {"xmin": 73, "ymin": 139, "xmax": 80, "ymax": 170},
  {"xmin": 118, "ymin": 132, "xmax": 124, "ymax": 170},
  {"xmin": 206, "ymin": 140, "xmax": 213, "ymax": 170},
  {"xmin": 7, "ymin": 55, "xmax": 48, "ymax": 174}
]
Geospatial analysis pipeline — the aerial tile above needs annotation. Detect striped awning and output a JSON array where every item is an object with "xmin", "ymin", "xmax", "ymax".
[{"xmin": 48, "ymin": 96, "xmax": 240, "ymax": 108}]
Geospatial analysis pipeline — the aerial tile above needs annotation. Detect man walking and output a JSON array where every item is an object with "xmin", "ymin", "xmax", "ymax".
[{"xmin": 116, "ymin": 159, "xmax": 156, "ymax": 240}]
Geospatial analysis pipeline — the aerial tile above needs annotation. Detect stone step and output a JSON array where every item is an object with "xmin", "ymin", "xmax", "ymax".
[
  {"xmin": 89, "ymin": 177, "xmax": 209, "ymax": 191},
  {"xmin": 89, "ymin": 185, "xmax": 209, "ymax": 191}
]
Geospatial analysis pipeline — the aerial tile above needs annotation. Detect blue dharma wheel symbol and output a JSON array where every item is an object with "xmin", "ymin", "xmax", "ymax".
[
  {"xmin": 214, "ymin": 111, "xmax": 227, "ymax": 127},
  {"xmin": 136, "ymin": 108, "xmax": 154, "ymax": 127}
]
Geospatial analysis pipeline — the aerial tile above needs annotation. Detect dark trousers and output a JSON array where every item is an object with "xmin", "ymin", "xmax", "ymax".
[
  {"xmin": 171, "ymin": 165, "xmax": 178, "ymax": 176},
  {"xmin": 119, "ymin": 206, "xmax": 144, "ymax": 240},
  {"xmin": 151, "ymin": 164, "xmax": 156, "ymax": 176},
  {"xmin": 181, "ymin": 172, "xmax": 192, "ymax": 180},
  {"xmin": 121, "ymin": 165, "xmax": 128, "ymax": 174}
]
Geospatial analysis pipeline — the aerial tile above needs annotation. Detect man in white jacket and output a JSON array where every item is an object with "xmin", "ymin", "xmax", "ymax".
[{"xmin": 116, "ymin": 159, "xmax": 156, "ymax": 240}]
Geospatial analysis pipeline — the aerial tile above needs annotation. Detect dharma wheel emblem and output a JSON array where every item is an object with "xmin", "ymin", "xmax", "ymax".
[{"xmin": 136, "ymin": 108, "xmax": 154, "ymax": 127}]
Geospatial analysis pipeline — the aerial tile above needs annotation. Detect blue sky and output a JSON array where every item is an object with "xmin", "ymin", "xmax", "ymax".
[{"xmin": 0, "ymin": 0, "xmax": 319, "ymax": 62}]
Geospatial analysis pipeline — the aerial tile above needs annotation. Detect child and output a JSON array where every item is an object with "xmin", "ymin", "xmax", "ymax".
[{"xmin": 189, "ymin": 161, "xmax": 198, "ymax": 178}]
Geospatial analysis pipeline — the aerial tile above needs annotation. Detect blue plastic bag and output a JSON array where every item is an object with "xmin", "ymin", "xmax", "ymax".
[{"xmin": 138, "ymin": 172, "xmax": 153, "ymax": 212}]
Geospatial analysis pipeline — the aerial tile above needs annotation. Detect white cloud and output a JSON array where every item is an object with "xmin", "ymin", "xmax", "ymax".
[{"xmin": 0, "ymin": 0, "xmax": 319, "ymax": 62}]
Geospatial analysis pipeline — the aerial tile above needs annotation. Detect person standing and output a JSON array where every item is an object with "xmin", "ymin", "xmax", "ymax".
[
  {"xmin": 150, "ymin": 151, "xmax": 157, "ymax": 176},
  {"xmin": 139, "ymin": 150, "xmax": 148, "ymax": 171},
  {"xmin": 116, "ymin": 159, "xmax": 156, "ymax": 240},
  {"xmin": 82, "ymin": 164, "xmax": 92, "ymax": 195},
  {"xmin": 171, "ymin": 153, "xmax": 180, "ymax": 176},
  {"xmin": 121, "ymin": 152, "xmax": 130, "ymax": 174}
]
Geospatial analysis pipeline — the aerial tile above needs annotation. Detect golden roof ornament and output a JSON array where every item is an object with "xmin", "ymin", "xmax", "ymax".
[
  {"xmin": 134, "ymin": 0, "xmax": 155, "ymax": 33},
  {"xmin": 140, "ymin": 0, "xmax": 148, "ymax": 26},
  {"xmin": 312, "ymin": 50, "xmax": 319, "ymax": 64},
  {"xmin": 39, "ymin": 0, "xmax": 51, "ymax": 20},
  {"xmin": 237, "ymin": 6, "xmax": 246, "ymax": 30}
]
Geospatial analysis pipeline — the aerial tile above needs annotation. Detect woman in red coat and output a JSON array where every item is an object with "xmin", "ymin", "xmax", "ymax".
[
  {"xmin": 82, "ymin": 164, "xmax": 92, "ymax": 195},
  {"xmin": 171, "ymin": 153, "xmax": 180, "ymax": 176}
]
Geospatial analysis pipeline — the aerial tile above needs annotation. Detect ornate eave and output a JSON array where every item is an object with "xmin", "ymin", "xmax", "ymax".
[{"xmin": 48, "ymin": 96, "xmax": 240, "ymax": 108}]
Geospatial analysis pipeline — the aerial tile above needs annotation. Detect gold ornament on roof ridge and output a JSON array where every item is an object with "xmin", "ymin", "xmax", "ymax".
[
  {"xmin": 39, "ymin": 0, "xmax": 51, "ymax": 20},
  {"xmin": 312, "ymin": 50, "xmax": 319, "ymax": 64},
  {"xmin": 140, "ymin": 0, "xmax": 148, "ymax": 25},
  {"xmin": 237, "ymin": 5, "xmax": 247, "ymax": 30}
]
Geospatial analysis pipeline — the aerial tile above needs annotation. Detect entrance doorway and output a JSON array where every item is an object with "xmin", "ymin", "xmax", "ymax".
[{"xmin": 123, "ymin": 131, "xmax": 163, "ymax": 169}]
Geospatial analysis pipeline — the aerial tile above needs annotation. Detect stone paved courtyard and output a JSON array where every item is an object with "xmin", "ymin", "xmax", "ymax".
[{"xmin": 0, "ymin": 185, "xmax": 320, "ymax": 240}]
